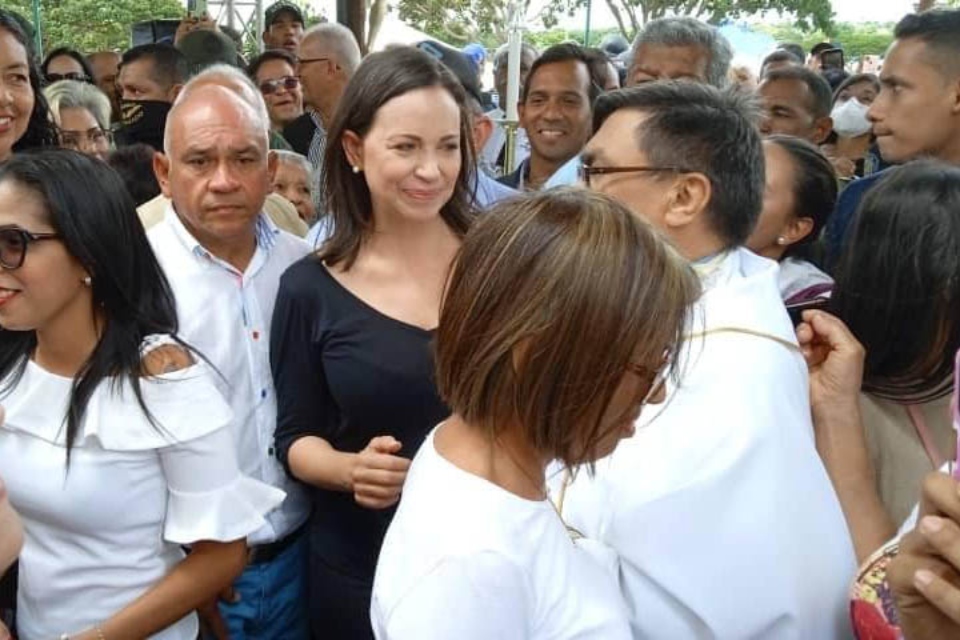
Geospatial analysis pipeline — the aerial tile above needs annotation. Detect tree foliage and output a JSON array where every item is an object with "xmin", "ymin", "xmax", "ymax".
[
  {"xmin": 398, "ymin": 0, "xmax": 836, "ymax": 46},
  {"xmin": 5, "ymin": 0, "xmax": 185, "ymax": 54},
  {"xmin": 755, "ymin": 21, "xmax": 895, "ymax": 58}
]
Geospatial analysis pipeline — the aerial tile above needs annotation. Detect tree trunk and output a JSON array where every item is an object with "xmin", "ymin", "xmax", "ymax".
[
  {"xmin": 366, "ymin": 0, "xmax": 387, "ymax": 51},
  {"xmin": 338, "ymin": 0, "xmax": 367, "ymax": 55},
  {"xmin": 605, "ymin": 0, "xmax": 632, "ymax": 41}
]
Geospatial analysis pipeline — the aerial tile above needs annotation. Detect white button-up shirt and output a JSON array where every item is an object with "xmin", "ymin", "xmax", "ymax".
[{"xmin": 148, "ymin": 207, "xmax": 311, "ymax": 545}]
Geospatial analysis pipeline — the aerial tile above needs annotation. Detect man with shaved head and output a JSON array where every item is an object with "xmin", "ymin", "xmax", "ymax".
[{"xmin": 149, "ymin": 65, "xmax": 311, "ymax": 639}]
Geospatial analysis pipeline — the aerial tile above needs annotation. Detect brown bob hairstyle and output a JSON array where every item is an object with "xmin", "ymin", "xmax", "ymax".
[
  {"xmin": 435, "ymin": 188, "xmax": 700, "ymax": 467},
  {"xmin": 319, "ymin": 46, "xmax": 477, "ymax": 269}
]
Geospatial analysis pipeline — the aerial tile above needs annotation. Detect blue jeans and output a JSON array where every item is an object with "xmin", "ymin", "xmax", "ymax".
[{"xmin": 216, "ymin": 532, "xmax": 309, "ymax": 639}]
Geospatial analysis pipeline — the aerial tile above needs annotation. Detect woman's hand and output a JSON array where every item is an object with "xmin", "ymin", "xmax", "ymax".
[
  {"xmin": 352, "ymin": 436, "xmax": 411, "ymax": 510},
  {"xmin": 889, "ymin": 472, "xmax": 960, "ymax": 639},
  {"xmin": 174, "ymin": 13, "xmax": 218, "ymax": 45},
  {"xmin": 796, "ymin": 309, "xmax": 865, "ymax": 415}
]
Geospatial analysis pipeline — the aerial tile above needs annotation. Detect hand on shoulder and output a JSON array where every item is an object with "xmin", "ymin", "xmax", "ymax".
[{"xmin": 141, "ymin": 344, "xmax": 195, "ymax": 377}]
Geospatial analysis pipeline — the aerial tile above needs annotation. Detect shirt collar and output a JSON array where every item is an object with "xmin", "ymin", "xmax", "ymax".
[{"xmin": 164, "ymin": 204, "xmax": 279, "ymax": 261}]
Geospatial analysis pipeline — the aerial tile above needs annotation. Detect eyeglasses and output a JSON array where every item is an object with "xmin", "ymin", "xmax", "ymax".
[
  {"xmin": 578, "ymin": 164, "xmax": 685, "ymax": 188},
  {"xmin": 259, "ymin": 75, "xmax": 300, "ymax": 95},
  {"xmin": 0, "ymin": 226, "xmax": 61, "ymax": 270},
  {"xmin": 627, "ymin": 346, "xmax": 674, "ymax": 405},
  {"xmin": 45, "ymin": 72, "xmax": 90, "ymax": 84},
  {"xmin": 60, "ymin": 128, "xmax": 112, "ymax": 151}
]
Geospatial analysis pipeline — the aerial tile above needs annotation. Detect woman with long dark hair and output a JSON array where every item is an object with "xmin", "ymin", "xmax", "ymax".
[
  {"xmin": 0, "ymin": 150, "xmax": 283, "ymax": 639},
  {"xmin": 41, "ymin": 46, "xmax": 95, "ymax": 85},
  {"xmin": 271, "ymin": 46, "xmax": 475, "ymax": 638},
  {"xmin": 0, "ymin": 11, "xmax": 58, "ymax": 163}
]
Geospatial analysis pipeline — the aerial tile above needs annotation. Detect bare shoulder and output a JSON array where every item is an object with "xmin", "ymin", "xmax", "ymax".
[{"xmin": 141, "ymin": 344, "xmax": 196, "ymax": 376}]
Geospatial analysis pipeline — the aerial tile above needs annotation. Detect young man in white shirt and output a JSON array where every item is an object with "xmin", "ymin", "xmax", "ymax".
[
  {"xmin": 149, "ymin": 65, "xmax": 311, "ymax": 639},
  {"xmin": 557, "ymin": 81, "xmax": 857, "ymax": 639}
]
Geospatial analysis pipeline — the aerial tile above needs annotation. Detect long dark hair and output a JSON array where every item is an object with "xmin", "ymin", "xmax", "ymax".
[
  {"xmin": 0, "ymin": 150, "xmax": 185, "ymax": 462},
  {"xmin": 831, "ymin": 160, "xmax": 960, "ymax": 402},
  {"xmin": 0, "ymin": 11, "xmax": 59, "ymax": 153},
  {"xmin": 41, "ymin": 46, "xmax": 96, "ymax": 83},
  {"xmin": 765, "ymin": 135, "xmax": 837, "ymax": 260},
  {"xmin": 320, "ymin": 46, "xmax": 476, "ymax": 269}
]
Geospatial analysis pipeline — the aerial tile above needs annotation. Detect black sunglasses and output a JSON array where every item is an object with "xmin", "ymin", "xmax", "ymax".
[
  {"xmin": 577, "ymin": 164, "xmax": 685, "ymax": 188},
  {"xmin": 45, "ymin": 72, "xmax": 90, "ymax": 84},
  {"xmin": 0, "ymin": 226, "xmax": 61, "ymax": 270},
  {"xmin": 258, "ymin": 75, "xmax": 300, "ymax": 96}
]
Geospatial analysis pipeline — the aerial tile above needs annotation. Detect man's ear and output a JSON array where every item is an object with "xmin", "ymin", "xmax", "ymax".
[
  {"xmin": 662, "ymin": 172, "xmax": 712, "ymax": 232},
  {"xmin": 266, "ymin": 149, "xmax": 279, "ymax": 183},
  {"xmin": 812, "ymin": 116, "xmax": 833, "ymax": 145},
  {"xmin": 153, "ymin": 151, "xmax": 172, "ymax": 199},
  {"xmin": 472, "ymin": 113, "xmax": 494, "ymax": 154}
]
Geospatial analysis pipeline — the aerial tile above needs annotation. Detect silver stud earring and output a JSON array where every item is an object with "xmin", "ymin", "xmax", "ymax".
[
  {"xmin": 82, "ymin": 276, "xmax": 92, "ymax": 287},
  {"xmin": 352, "ymin": 165, "xmax": 362, "ymax": 174},
  {"xmin": 776, "ymin": 236, "xmax": 787, "ymax": 245}
]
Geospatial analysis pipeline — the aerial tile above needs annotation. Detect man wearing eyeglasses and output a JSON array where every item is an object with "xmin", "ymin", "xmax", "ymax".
[
  {"xmin": 283, "ymin": 23, "xmax": 361, "ymax": 214},
  {"xmin": 248, "ymin": 50, "xmax": 303, "ymax": 150},
  {"xmin": 556, "ymin": 82, "xmax": 857, "ymax": 639}
]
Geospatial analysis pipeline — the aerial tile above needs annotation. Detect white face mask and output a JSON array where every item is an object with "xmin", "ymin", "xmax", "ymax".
[{"xmin": 831, "ymin": 98, "xmax": 872, "ymax": 138}]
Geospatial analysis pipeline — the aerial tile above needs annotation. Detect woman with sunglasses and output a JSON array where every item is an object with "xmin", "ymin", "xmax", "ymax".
[
  {"xmin": 0, "ymin": 150, "xmax": 284, "ymax": 640},
  {"xmin": 372, "ymin": 188, "xmax": 698, "ymax": 639},
  {"xmin": 0, "ymin": 11, "xmax": 58, "ymax": 165},
  {"xmin": 247, "ymin": 50, "xmax": 303, "ymax": 151},
  {"xmin": 41, "ymin": 47, "xmax": 95, "ymax": 86}
]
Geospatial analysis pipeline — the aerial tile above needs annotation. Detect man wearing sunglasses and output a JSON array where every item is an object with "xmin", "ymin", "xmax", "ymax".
[
  {"xmin": 248, "ymin": 50, "xmax": 303, "ymax": 149},
  {"xmin": 556, "ymin": 82, "xmax": 857, "ymax": 639}
]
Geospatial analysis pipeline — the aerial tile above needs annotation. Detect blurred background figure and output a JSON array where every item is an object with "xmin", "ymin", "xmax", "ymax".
[
  {"xmin": 41, "ymin": 46, "xmax": 94, "ymax": 85},
  {"xmin": 44, "ymin": 79, "xmax": 114, "ymax": 161},
  {"xmin": 86, "ymin": 51, "xmax": 122, "ymax": 123},
  {"xmin": 273, "ymin": 150, "xmax": 317, "ymax": 223},
  {"xmin": 106, "ymin": 143, "xmax": 161, "ymax": 207}
]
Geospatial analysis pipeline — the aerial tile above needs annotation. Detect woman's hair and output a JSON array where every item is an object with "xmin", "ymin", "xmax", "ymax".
[
  {"xmin": 435, "ymin": 188, "xmax": 700, "ymax": 468},
  {"xmin": 831, "ymin": 160, "xmax": 960, "ymax": 402},
  {"xmin": 765, "ymin": 135, "xmax": 837, "ymax": 259},
  {"xmin": 319, "ymin": 46, "xmax": 476, "ymax": 269},
  {"xmin": 0, "ymin": 150, "xmax": 185, "ymax": 461},
  {"xmin": 106, "ymin": 143, "xmax": 161, "ymax": 206},
  {"xmin": 0, "ymin": 11, "xmax": 59, "ymax": 153},
  {"xmin": 44, "ymin": 79, "xmax": 112, "ymax": 131},
  {"xmin": 41, "ymin": 46, "xmax": 96, "ymax": 83},
  {"xmin": 831, "ymin": 73, "xmax": 880, "ymax": 105},
  {"xmin": 274, "ymin": 149, "xmax": 315, "ymax": 190}
]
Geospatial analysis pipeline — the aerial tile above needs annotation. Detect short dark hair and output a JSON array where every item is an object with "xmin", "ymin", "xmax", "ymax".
[
  {"xmin": 760, "ymin": 49, "xmax": 801, "ymax": 75},
  {"xmin": 320, "ymin": 46, "xmax": 476, "ymax": 269},
  {"xmin": 894, "ymin": 9, "xmax": 960, "ymax": 77},
  {"xmin": 832, "ymin": 73, "xmax": 880, "ymax": 104},
  {"xmin": 762, "ymin": 66, "xmax": 833, "ymax": 119},
  {"xmin": 765, "ymin": 135, "xmax": 837, "ymax": 259},
  {"xmin": 810, "ymin": 42, "xmax": 834, "ymax": 57},
  {"xmin": 106, "ymin": 143, "xmax": 161, "ymax": 207},
  {"xmin": 522, "ymin": 43, "xmax": 602, "ymax": 105},
  {"xmin": 0, "ymin": 11, "xmax": 59, "ymax": 153},
  {"xmin": 120, "ymin": 43, "xmax": 188, "ymax": 91},
  {"xmin": 831, "ymin": 160, "xmax": 960, "ymax": 402},
  {"xmin": 593, "ymin": 82, "xmax": 764, "ymax": 247},
  {"xmin": 41, "ymin": 47, "xmax": 96, "ymax": 82},
  {"xmin": 779, "ymin": 43, "xmax": 805, "ymax": 62},
  {"xmin": 247, "ymin": 48, "xmax": 298, "ymax": 81}
]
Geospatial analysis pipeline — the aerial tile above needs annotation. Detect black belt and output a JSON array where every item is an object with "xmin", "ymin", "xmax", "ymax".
[{"xmin": 247, "ymin": 523, "xmax": 305, "ymax": 565}]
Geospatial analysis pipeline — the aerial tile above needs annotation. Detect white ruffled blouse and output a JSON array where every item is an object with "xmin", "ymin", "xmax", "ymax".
[{"xmin": 0, "ymin": 336, "xmax": 285, "ymax": 640}]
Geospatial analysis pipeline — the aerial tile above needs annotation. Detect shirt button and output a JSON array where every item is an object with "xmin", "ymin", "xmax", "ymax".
[
  {"xmin": 252, "ymin": 331, "xmax": 260, "ymax": 340},
  {"xmin": 261, "ymin": 389, "xmax": 267, "ymax": 399}
]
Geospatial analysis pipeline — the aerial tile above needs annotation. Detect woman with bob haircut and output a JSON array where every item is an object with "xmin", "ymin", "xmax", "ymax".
[
  {"xmin": 0, "ymin": 11, "xmax": 59, "ymax": 164},
  {"xmin": 746, "ymin": 135, "xmax": 837, "ymax": 308},
  {"xmin": 371, "ymin": 188, "xmax": 699, "ymax": 639},
  {"xmin": 818, "ymin": 160, "xmax": 960, "ymax": 563},
  {"xmin": 0, "ymin": 150, "xmax": 283, "ymax": 640},
  {"xmin": 44, "ymin": 79, "xmax": 114, "ymax": 161},
  {"xmin": 271, "ymin": 46, "xmax": 476, "ymax": 639}
]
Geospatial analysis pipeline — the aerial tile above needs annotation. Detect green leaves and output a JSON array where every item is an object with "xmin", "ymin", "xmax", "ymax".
[{"xmin": 6, "ymin": 0, "xmax": 185, "ymax": 53}]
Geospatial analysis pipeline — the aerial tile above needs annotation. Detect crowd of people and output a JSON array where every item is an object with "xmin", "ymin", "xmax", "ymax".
[{"xmin": 1, "ymin": 1, "xmax": 960, "ymax": 639}]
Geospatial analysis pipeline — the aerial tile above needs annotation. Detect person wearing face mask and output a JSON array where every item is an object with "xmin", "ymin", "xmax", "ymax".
[
  {"xmin": 822, "ymin": 73, "xmax": 882, "ymax": 182},
  {"xmin": 114, "ymin": 44, "xmax": 187, "ymax": 152}
]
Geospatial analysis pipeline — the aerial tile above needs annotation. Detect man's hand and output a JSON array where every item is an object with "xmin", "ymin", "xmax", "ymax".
[{"xmin": 352, "ymin": 436, "xmax": 411, "ymax": 510}]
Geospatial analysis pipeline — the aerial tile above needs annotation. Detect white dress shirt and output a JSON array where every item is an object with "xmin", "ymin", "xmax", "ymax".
[
  {"xmin": 0, "ymin": 338, "xmax": 284, "ymax": 639},
  {"xmin": 148, "ymin": 208, "xmax": 311, "ymax": 545}
]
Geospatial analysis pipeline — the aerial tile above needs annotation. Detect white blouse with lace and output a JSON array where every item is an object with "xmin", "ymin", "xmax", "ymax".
[{"xmin": 0, "ymin": 337, "xmax": 285, "ymax": 640}]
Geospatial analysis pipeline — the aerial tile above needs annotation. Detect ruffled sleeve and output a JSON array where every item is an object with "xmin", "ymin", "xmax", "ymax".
[{"xmin": 160, "ymin": 424, "xmax": 285, "ymax": 544}]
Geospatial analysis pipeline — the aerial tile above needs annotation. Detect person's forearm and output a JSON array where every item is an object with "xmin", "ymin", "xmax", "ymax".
[
  {"xmin": 288, "ymin": 435, "xmax": 357, "ymax": 493},
  {"xmin": 74, "ymin": 539, "xmax": 247, "ymax": 640},
  {"xmin": 0, "ymin": 498, "xmax": 22, "ymax": 575},
  {"xmin": 814, "ymin": 400, "xmax": 897, "ymax": 563}
]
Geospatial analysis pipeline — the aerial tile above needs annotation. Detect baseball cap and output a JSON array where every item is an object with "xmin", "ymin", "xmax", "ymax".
[
  {"xmin": 462, "ymin": 43, "xmax": 486, "ymax": 72},
  {"xmin": 265, "ymin": 1, "xmax": 305, "ymax": 27},
  {"xmin": 177, "ymin": 29, "xmax": 239, "ymax": 74},
  {"xmin": 416, "ymin": 40, "xmax": 483, "ymax": 106}
]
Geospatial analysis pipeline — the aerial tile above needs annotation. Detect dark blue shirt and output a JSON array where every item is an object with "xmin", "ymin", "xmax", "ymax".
[{"xmin": 824, "ymin": 170, "xmax": 887, "ymax": 270}]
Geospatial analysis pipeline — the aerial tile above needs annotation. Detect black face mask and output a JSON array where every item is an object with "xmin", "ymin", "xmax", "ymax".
[{"xmin": 115, "ymin": 99, "xmax": 171, "ymax": 151}]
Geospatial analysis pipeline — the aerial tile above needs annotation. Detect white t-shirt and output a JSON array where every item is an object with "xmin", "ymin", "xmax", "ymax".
[
  {"xmin": 0, "ymin": 336, "xmax": 285, "ymax": 640},
  {"xmin": 371, "ymin": 428, "xmax": 630, "ymax": 640}
]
